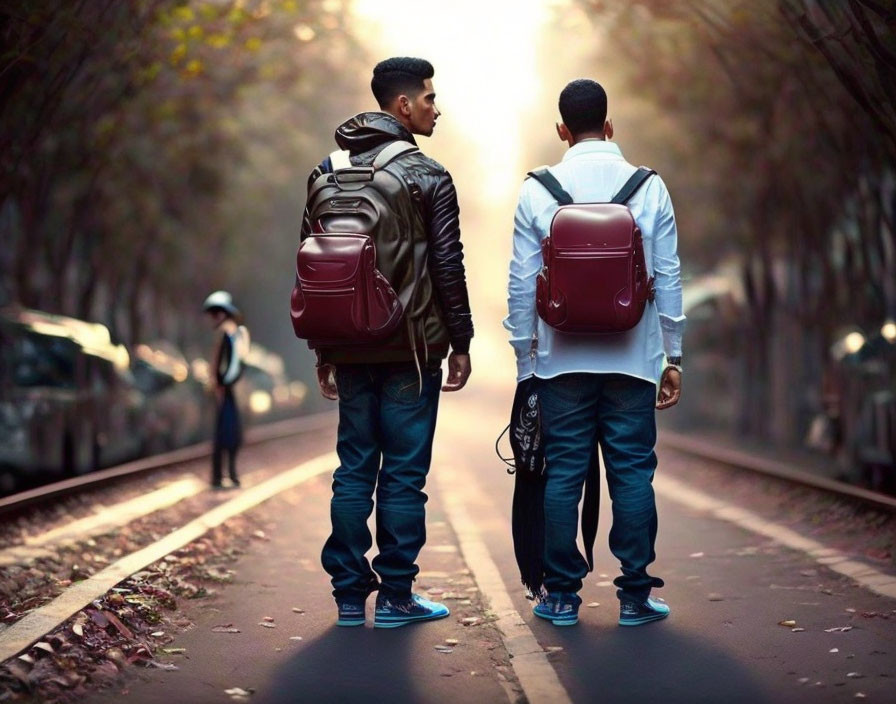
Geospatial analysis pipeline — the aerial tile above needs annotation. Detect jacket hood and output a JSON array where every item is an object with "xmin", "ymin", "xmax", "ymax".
[{"xmin": 334, "ymin": 112, "xmax": 417, "ymax": 153}]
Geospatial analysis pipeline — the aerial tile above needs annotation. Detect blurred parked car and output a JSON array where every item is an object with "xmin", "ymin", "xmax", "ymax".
[
  {"xmin": 823, "ymin": 326, "xmax": 896, "ymax": 492},
  {"xmin": 131, "ymin": 342, "xmax": 208, "ymax": 454},
  {"xmin": 0, "ymin": 307, "xmax": 144, "ymax": 493},
  {"xmin": 234, "ymin": 343, "xmax": 307, "ymax": 424}
]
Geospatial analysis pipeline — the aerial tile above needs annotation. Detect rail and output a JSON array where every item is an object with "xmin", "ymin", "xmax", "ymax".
[
  {"xmin": 0, "ymin": 411, "xmax": 338, "ymax": 516},
  {"xmin": 660, "ymin": 431, "xmax": 896, "ymax": 512}
]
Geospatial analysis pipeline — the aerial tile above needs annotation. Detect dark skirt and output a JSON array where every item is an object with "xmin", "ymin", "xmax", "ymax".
[{"xmin": 215, "ymin": 389, "xmax": 242, "ymax": 451}]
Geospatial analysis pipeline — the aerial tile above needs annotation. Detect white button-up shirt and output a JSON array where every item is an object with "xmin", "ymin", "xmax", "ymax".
[{"xmin": 504, "ymin": 140, "xmax": 685, "ymax": 384}]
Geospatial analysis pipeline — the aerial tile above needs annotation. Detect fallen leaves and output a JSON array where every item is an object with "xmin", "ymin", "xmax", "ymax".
[
  {"xmin": 147, "ymin": 661, "xmax": 179, "ymax": 671},
  {"xmin": 778, "ymin": 619, "xmax": 797, "ymax": 628},
  {"xmin": 105, "ymin": 647, "xmax": 127, "ymax": 669},
  {"xmin": 104, "ymin": 610, "xmax": 135, "ymax": 639},
  {"xmin": 0, "ymin": 511, "xmax": 264, "ymax": 703},
  {"xmin": 88, "ymin": 609, "xmax": 110, "ymax": 628},
  {"xmin": 225, "ymin": 686, "xmax": 254, "ymax": 700},
  {"xmin": 213, "ymin": 624, "xmax": 241, "ymax": 633}
]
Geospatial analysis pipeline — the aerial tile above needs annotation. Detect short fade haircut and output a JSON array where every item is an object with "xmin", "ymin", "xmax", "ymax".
[
  {"xmin": 558, "ymin": 79, "xmax": 608, "ymax": 137},
  {"xmin": 371, "ymin": 57, "xmax": 434, "ymax": 109}
]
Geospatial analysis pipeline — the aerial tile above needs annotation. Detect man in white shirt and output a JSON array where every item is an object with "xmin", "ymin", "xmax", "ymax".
[{"xmin": 504, "ymin": 79, "xmax": 685, "ymax": 627}]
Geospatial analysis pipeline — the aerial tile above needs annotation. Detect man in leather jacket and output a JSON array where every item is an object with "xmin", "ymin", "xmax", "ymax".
[{"xmin": 299, "ymin": 57, "xmax": 473, "ymax": 628}]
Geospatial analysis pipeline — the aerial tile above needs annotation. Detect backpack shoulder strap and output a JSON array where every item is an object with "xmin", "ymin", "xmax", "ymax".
[
  {"xmin": 373, "ymin": 140, "xmax": 419, "ymax": 169},
  {"xmin": 527, "ymin": 168, "xmax": 574, "ymax": 205},
  {"xmin": 307, "ymin": 170, "xmax": 335, "ymax": 205},
  {"xmin": 329, "ymin": 149, "xmax": 352, "ymax": 171},
  {"xmin": 611, "ymin": 167, "xmax": 656, "ymax": 205}
]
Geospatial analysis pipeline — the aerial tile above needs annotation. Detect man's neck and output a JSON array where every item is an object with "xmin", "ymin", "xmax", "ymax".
[
  {"xmin": 569, "ymin": 131, "xmax": 606, "ymax": 147},
  {"xmin": 381, "ymin": 108, "xmax": 412, "ymax": 134}
]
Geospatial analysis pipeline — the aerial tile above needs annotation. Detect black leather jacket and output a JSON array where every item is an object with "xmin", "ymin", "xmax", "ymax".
[{"xmin": 300, "ymin": 112, "xmax": 474, "ymax": 361}]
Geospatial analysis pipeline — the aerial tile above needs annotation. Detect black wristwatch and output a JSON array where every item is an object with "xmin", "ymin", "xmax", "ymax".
[{"xmin": 666, "ymin": 356, "xmax": 682, "ymax": 374}]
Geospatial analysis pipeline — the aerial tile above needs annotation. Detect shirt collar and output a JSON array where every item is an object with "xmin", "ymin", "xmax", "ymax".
[{"xmin": 561, "ymin": 139, "xmax": 624, "ymax": 162}]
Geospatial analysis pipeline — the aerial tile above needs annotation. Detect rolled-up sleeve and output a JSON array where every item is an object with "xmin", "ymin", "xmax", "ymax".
[
  {"xmin": 503, "ymin": 183, "xmax": 542, "ymax": 380},
  {"xmin": 650, "ymin": 178, "xmax": 686, "ymax": 357}
]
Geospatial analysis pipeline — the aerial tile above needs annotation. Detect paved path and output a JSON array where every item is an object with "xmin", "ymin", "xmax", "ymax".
[{"xmin": 88, "ymin": 383, "xmax": 896, "ymax": 704}]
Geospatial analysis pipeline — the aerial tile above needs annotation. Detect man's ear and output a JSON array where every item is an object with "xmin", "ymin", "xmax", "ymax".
[
  {"xmin": 398, "ymin": 95, "xmax": 412, "ymax": 117},
  {"xmin": 604, "ymin": 118, "xmax": 614, "ymax": 140},
  {"xmin": 556, "ymin": 122, "xmax": 572, "ymax": 142}
]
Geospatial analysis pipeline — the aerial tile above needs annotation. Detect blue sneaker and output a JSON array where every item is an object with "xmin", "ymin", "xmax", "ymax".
[
  {"xmin": 373, "ymin": 593, "xmax": 449, "ymax": 629},
  {"xmin": 336, "ymin": 600, "xmax": 366, "ymax": 627},
  {"xmin": 533, "ymin": 592, "xmax": 581, "ymax": 626},
  {"xmin": 618, "ymin": 597, "xmax": 670, "ymax": 626}
]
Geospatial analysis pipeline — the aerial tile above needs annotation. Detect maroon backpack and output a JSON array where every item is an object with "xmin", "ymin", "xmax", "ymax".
[
  {"xmin": 528, "ymin": 166, "xmax": 656, "ymax": 334},
  {"xmin": 290, "ymin": 141, "xmax": 423, "ymax": 347}
]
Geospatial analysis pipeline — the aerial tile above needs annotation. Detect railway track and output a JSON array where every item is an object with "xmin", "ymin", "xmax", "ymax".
[
  {"xmin": 0, "ymin": 411, "xmax": 337, "ymax": 517},
  {"xmin": 0, "ymin": 413, "xmax": 338, "ymax": 673},
  {"xmin": 659, "ymin": 431, "xmax": 896, "ymax": 512},
  {"xmin": 5, "ymin": 410, "xmax": 892, "ymax": 518}
]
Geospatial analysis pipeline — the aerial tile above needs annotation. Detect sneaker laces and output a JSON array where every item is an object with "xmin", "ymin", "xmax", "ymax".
[{"xmin": 378, "ymin": 596, "xmax": 416, "ymax": 613}]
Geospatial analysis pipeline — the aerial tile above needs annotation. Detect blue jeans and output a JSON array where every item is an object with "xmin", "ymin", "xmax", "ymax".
[
  {"xmin": 322, "ymin": 362, "xmax": 442, "ymax": 603},
  {"xmin": 539, "ymin": 372, "xmax": 664, "ymax": 601}
]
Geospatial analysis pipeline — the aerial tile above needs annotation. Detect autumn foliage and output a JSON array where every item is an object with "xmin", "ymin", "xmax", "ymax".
[
  {"xmin": 577, "ymin": 0, "xmax": 895, "ymax": 458},
  {"xmin": 0, "ymin": 0, "xmax": 362, "ymax": 351}
]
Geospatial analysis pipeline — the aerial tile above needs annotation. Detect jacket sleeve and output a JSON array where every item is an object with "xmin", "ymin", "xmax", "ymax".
[{"xmin": 425, "ymin": 171, "xmax": 474, "ymax": 353}]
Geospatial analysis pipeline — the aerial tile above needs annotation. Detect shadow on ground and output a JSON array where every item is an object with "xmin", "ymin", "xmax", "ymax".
[
  {"xmin": 258, "ymin": 625, "xmax": 430, "ymax": 704},
  {"xmin": 532, "ymin": 621, "xmax": 776, "ymax": 704}
]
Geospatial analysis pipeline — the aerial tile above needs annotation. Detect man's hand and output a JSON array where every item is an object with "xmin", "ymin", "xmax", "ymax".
[
  {"xmin": 656, "ymin": 367, "xmax": 681, "ymax": 410},
  {"xmin": 317, "ymin": 364, "xmax": 338, "ymax": 401},
  {"xmin": 442, "ymin": 352, "xmax": 471, "ymax": 392}
]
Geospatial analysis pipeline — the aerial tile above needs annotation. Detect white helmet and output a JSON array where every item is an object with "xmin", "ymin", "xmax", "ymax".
[{"xmin": 202, "ymin": 290, "xmax": 240, "ymax": 317}]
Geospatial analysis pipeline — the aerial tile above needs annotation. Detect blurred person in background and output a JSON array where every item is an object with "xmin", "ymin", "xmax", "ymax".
[
  {"xmin": 505, "ymin": 79, "xmax": 685, "ymax": 627},
  {"xmin": 203, "ymin": 290, "xmax": 250, "ymax": 489}
]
